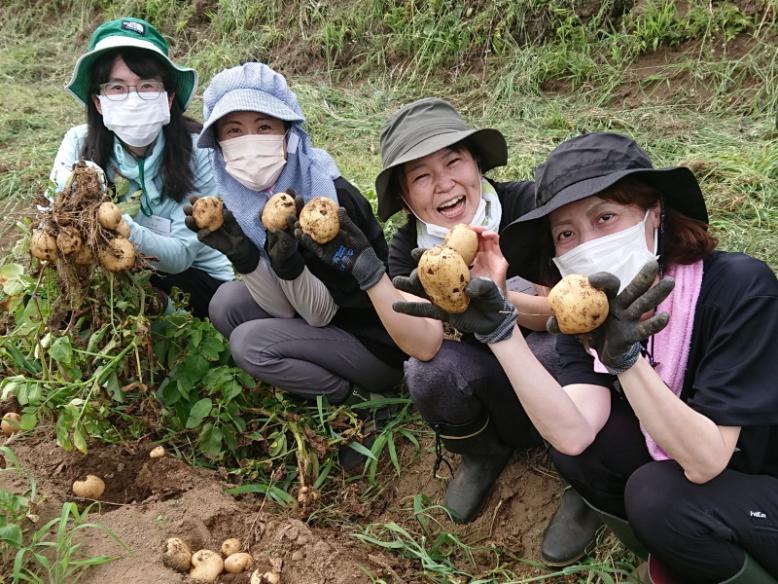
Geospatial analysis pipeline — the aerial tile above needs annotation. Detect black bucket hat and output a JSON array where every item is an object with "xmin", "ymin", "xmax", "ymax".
[
  {"xmin": 501, "ymin": 132, "xmax": 708, "ymax": 286},
  {"xmin": 375, "ymin": 97, "xmax": 507, "ymax": 221}
]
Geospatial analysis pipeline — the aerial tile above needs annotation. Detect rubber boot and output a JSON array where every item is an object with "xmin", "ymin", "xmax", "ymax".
[
  {"xmin": 438, "ymin": 416, "xmax": 512, "ymax": 523},
  {"xmin": 584, "ymin": 500, "xmax": 649, "ymax": 560},
  {"xmin": 641, "ymin": 552, "xmax": 777, "ymax": 584},
  {"xmin": 541, "ymin": 486, "xmax": 602, "ymax": 567}
]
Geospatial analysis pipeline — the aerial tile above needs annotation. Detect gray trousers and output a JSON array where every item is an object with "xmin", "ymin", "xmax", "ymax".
[{"xmin": 209, "ymin": 281, "xmax": 402, "ymax": 403}]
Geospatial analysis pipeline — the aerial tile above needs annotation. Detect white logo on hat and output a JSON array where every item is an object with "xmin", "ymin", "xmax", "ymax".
[{"xmin": 121, "ymin": 21, "xmax": 145, "ymax": 35}]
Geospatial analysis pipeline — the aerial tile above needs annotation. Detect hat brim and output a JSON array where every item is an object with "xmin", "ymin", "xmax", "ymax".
[
  {"xmin": 501, "ymin": 166, "xmax": 708, "ymax": 286},
  {"xmin": 65, "ymin": 36, "xmax": 197, "ymax": 111},
  {"xmin": 197, "ymin": 88, "xmax": 305, "ymax": 149},
  {"xmin": 375, "ymin": 127, "xmax": 506, "ymax": 221}
]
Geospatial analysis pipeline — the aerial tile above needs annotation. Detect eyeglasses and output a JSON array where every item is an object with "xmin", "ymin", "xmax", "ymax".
[{"xmin": 99, "ymin": 80, "xmax": 165, "ymax": 101}]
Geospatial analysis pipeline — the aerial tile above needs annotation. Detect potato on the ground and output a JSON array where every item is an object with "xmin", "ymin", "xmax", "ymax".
[
  {"xmin": 221, "ymin": 538, "xmax": 241, "ymax": 556},
  {"xmin": 192, "ymin": 196, "xmax": 224, "ymax": 232},
  {"xmin": 548, "ymin": 274, "xmax": 609, "ymax": 334},
  {"xmin": 225, "ymin": 552, "xmax": 253, "ymax": 574},
  {"xmin": 190, "ymin": 549, "xmax": 224, "ymax": 583},
  {"xmin": 298, "ymin": 196, "xmax": 339, "ymax": 244},
  {"xmin": 443, "ymin": 224, "xmax": 478, "ymax": 265},
  {"xmin": 1, "ymin": 412, "xmax": 21, "ymax": 436},
  {"xmin": 162, "ymin": 537, "xmax": 192, "ymax": 572},
  {"xmin": 251, "ymin": 569, "xmax": 281, "ymax": 584},
  {"xmin": 56, "ymin": 226, "xmax": 83, "ymax": 256},
  {"xmin": 31, "ymin": 229, "xmax": 58, "ymax": 261},
  {"xmin": 418, "ymin": 245, "xmax": 471, "ymax": 314},
  {"xmin": 98, "ymin": 237, "xmax": 135, "ymax": 272},
  {"xmin": 149, "ymin": 445, "xmax": 166, "ymax": 458},
  {"xmin": 261, "ymin": 192, "xmax": 297, "ymax": 231},
  {"xmin": 97, "ymin": 201, "xmax": 121, "ymax": 230},
  {"xmin": 72, "ymin": 474, "xmax": 105, "ymax": 499}
]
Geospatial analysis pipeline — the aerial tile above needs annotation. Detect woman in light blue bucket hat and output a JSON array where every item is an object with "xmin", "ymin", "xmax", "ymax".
[{"xmin": 50, "ymin": 17, "xmax": 233, "ymax": 317}]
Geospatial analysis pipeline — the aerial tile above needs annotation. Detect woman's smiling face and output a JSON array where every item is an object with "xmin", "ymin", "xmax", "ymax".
[{"xmin": 401, "ymin": 146, "xmax": 482, "ymax": 228}]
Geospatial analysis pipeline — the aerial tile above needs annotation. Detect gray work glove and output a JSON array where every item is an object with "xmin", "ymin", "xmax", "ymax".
[
  {"xmin": 295, "ymin": 206, "xmax": 386, "ymax": 291},
  {"xmin": 548, "ymin": 260, "xmax": 675, "ymax": 374},
  {"xmin": 393, "ymin": 276, "xmax": 518, "ymax": 344},
  {"xmin": 183, "ymin": 196, "xmax": 259, "ymax": 274}
]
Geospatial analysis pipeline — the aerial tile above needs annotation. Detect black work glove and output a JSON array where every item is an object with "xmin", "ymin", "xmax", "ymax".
[
  {"xmin": 183, "ymin": 196, "xmax": 259, "ymax": 274},
  {"xmin": 548, "ymin": 260, "xmax": 675, "ymax": 374},
  {"xmin": 266, "ymin": 214, "xmax": 306, "ymax": 280},
  {"xmin": 295, "ymin": 206, "xmax": 386, "ymax": 291},
  {"xmin": 393, "ymin": 276, "xmax": 518, "ymax": 344}
]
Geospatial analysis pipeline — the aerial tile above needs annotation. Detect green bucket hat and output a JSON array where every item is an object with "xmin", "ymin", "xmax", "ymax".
[
  {"xmin": 375, "ymin": 97, "xmax": 507, "ymax": 221},
  {"xmin": 65, "ymin": 17, "xmax": 197, "ymax": 111}
]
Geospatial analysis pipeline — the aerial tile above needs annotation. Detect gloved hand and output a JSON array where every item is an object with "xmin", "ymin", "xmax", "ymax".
[
  {"xmin": 295, "ymin": 206, "xmax": 386, "ymax": 291},
  {"xmin": 266, "ymin": 215, "xmax": 306, "ymax": 280},
  {"xmin": 393, "ymin": 276, "xmax": 518, "ymax": 343},
  {"xmin": 548, "ymin": 260, "xmax": 674, "ymax": 374},
  {"xmin": 183, "ymin": 196, "xmax": 259, "ymax": 274}
]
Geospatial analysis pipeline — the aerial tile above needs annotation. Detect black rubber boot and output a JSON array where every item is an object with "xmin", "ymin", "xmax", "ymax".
[
  {"xmin": 437, "ymin": 416, "xmax": 513, "ymax": 524},
  {"xmin": 541, "ymin": 486, "xmax": 602, "ymax": 567}
]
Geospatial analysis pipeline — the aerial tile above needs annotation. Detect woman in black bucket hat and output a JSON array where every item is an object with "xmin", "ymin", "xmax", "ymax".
[{"xmin": 395, "ymin": 131, "xmax": 778, "ymax": 583}]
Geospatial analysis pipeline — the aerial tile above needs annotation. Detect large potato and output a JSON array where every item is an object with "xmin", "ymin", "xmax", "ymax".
[
  {"xmin": 192, "ymin": 197, "xmax": 224, "ymax": 232},
  {"xmin": 299, "ymin": 197, "xmax": 339, "ymax": 244},
  {"xmin": 31, "ymin": 229, "xmax": 58, "ymax": 261},
  {"xmin": 548, "ymin": 274, "xmax": 609, "ymax": 334},
  {"xmin": 98, "ymin": 237, "xmax": 135, "ymax": 272},
  {"xmin": 162, "ymin": 537, "xmax": 192, "ymax": 572},
  {"xmin": 190, "ymin": 549, "xmax": 224, "ymax": 583},
  {"xmin": 72, "ymin": 475, "xmax": 106, "ymax": 499},
  {"xmin": 417, "ymin": 245, "xmax": 470, "ymax": 314},
  {"xmin": 443, "ymin": 224, "xmax": 478, "ymax": 265},
  {"xmin": 261, "ymin": 193, "xmax": 297, "ymax": 231}
]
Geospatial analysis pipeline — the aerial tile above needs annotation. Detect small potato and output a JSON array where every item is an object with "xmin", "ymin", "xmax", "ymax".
[
  {"xmin": 225, "ymin": 552, "xmax": 253, "ymax": 574},
  {"xmin": 149, "ymin": 446, "xmax": 166, "ymax": 459},
  {"xmin": 192, "ymin": 197, "xmax": 224, "ymax": 232},
  {"xmin": 251, "ymin": 570, "xmax": 281, "ymax": 584},
  {"xmin": 56, "ymin": 226, "xmax": 83, "ymax": 256},
  {"xmin": 298, "ymin": 197, "xmax": 339, "ymax": 244},
  {"xmin": 73, "ymin": 245, "xmax": 94, "ymax": 266},
  {"xmin": 98, "ymin": 237, "xmax": 135, "ymax": 272},
  {"xmin": 31, "ymin": 229, "xmax": 58, "ymax": 261},
  {"xmin": 1, "ymin": 412, "xmax": 21, "ymax": 436},
  {"xmin": 162, "ymin": 537, "xmax": 192, "ymax": 572},
  {"xmin": 72, "ymin": 475, "xmax": 105, "ymax": 499},
  {"xmin": 221, "ymin": 537, "xmax": 241, "ymax": 556},
  {"xmin": 443, "ymin": 224, "xmax": 478, "ymax": 266},
  {"xmin": 548, "ymin": 274, "xmax": 609, "ymax": 334},
  {"xmin": 190, "ymin": 549, "xmax": 224, "ymax": 583},
  {"xmin": 261, "ymin": 192, "xmax": 297, "ymax": 231},
  {"xmin": 97, "ymin": 202, "xmax": 121, "ymax": 230},
  {"xmin": 418, "ymin": 245, "xmax": 471, "ymax": 314},
  {"xmin": 115, "ymin": 219, "xmax": 131, "ymax": 238}
]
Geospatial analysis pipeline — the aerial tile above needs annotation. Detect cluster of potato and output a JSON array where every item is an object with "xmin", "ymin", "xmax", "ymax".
[
  {"xmin": 548, "ymin": 274, "xmax": 609, "ymax": 334},
  {"xmin": 163, "ymin": 536, "xmax": 254, "ymax": 582}
]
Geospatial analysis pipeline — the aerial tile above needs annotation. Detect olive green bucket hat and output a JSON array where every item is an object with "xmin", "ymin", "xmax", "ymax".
[
  {"xmin": 375, "ymin": 98, "xmax": 507, "ymax": 221},
  {"xmin": 65, "ymin": 17, "xmax": 197, "ymax": 111}
]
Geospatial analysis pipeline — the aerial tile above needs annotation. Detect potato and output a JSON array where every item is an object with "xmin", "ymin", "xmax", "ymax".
[
  {"xmin": 443, "ymin": 224, "xmax": 478, "ymax": 266},
  {"xmin": 221, "ymin": 537, "xmax": 241, "ymax": 556},
  {"xmin": 417, "ymin": 245, "xmax": 471, "ymax": 314},
  {"xmin": 225, "ymin": 552, "xmax": 253, "ymax": 574},
  {"xmin": 115, "ymin": 219, "xmax": 131, "ymax": 238},
  {"xmin": 73, "ymin": 245, "xmax": 94, "ymax": 266},
  {"xmin": 72, "ymin": 475, "xmax": 105, "ymax": 499},
  {"xmin": 298, "ymin": 197, "xmax": 339, "ymax": 244},
  {"xmin": 56, "ymin": 226, "xmax": 83, "ymax": 256},
  {"xmin": 192, "ymin": 196, "xmax": 224, "ymax": 232},
  {"xmin": 162, "ymin": 537, "xmax": 192, "ymax": 572},
  {"xmin": 31, "ymin": 229, "xmax": 58, "ymax": 261},
  {"xmin": 548, "ymin": 274, "xmax": 609, "ymax": 334},
  {"xmin": 149, "ymin": 445, "xmax": 166, "ymax": 459},
  {"xmin": 97, "ymin": 202, "xmax": 121, "ymax": 230},
  {"xmin": 1, "ymin": 412, "xmax": 21, "ymax": 436},
  {"xmin": 261, "ymin": 192, "xmax": 297, "ymax": 231},
  {"xmin": 190, "ymin": 549, "xmax": 224, "ymax": 583},
  {"xmin": 98, "ymin": 237, "xmax": 135, "ymax": 272},
  {"xmin": 251, "ymin": 570, "xmax": 281, "ymax": 584}
]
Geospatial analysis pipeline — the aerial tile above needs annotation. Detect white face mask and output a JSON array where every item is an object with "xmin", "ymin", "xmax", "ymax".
[
  {"xmin": 552, "ymin": 209, "xmax": 658, "ymax": 292},
  {"xmin": 98, "ymin": 92, "xmax": 171, "ymax": 148},
  {"xmin": 219, "ymin": 134, "xmax": 286, "ymax": 192}
]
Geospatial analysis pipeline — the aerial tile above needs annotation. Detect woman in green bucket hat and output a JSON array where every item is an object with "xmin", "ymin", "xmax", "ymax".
[{"xmin": 49, "ymin": 17, "xmax": 233, "ymax": 317}]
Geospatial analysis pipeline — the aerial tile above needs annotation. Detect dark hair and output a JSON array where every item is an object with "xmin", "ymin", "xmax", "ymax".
[{"xmin": 81, "ymin": 48, "xmax": 202, "ymax": 203}]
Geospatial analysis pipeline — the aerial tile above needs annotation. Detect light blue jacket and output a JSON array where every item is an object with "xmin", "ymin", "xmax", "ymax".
[{"xmin": 50, "ymin": 124, "xmax": 234, "ymax": 281}]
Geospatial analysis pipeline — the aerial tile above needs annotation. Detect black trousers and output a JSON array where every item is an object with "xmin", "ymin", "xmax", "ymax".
[
  {"xmin": 551, "ymin": 398, "xmax": 778, "ymax": 583},
  {"xmin": 150, "ymin": 268, "xmax": 227, "ymax": 319}
]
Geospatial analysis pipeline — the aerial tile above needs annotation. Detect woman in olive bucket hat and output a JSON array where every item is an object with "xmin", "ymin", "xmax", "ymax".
[
  {"xmin": 395, "ymin": 132, "xmax": 778, "ymax": 583},
  {"xmin": 50, "ymin": 17, "xmax": 233, "ymax": 317},
  {"xmin": 375, "ymin": 96, "xmax": 600, "ymax": 564}
]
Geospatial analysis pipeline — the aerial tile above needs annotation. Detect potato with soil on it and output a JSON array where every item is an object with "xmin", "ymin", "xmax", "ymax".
[
  {"xmin": 98, "ymin": 237, "xmax": 136, "ymax": 272},
  {"xmin": 221, "ymin": 538, "xmax": 241, "ymax": 556},
  {"xmin": 1, "ymin": 412, "xmax": 22, "ymax": 436},
  {"xmin": 261, "ymin": 192, "xmax": 297, "ymax": 231},
  {"xmin": 224, "ymin": 552, "xmax": 253, "ymax": 574},
  {"xmin": 443, "ymin": 224, "xmax": 478, "ymax": 265},
  {"xmin": 72, "ymin": 474, "xmax": 105, "ymax": 499},
  {"xmin": 192, "ymin": 196, "xmax": 224, "ymax": 232},
  {"xmin": 162, "ymin": 537, "xmax": 192, "ymax": 572},
  {"xmin": 97, "ymin": 201, "xmax": 122, "ymax": 230},
  {"xmin": 417, "ymin": 245, "xmax": 471, "ymax": 314},
  {"xmin": 56, "ymin": 226, "xmax": 83, "ymax": 256},
  {"xmin": 115, "ymin": 219, "xmax": 131, "ymax": 238},
  {"xmin": 548, "ymin": 274, "xmax": 609, "ymax": 334},
  {"xmin": 251, "ymin": 569, "xmax": 281, "ymax": 584},
  {"xmin": 30, "ymin": 229, "xmax": 58, "ymax": 261},
  {"xmin": 73, "ymin": 245, "xmax": 94, "ymax": 266},
  {"xmin": 190, "ymin": 549, "xmax": 224, "ymax": 583},
  {"xmin": 298, "ymin": 196, "xmax": 339, "ymax": 244}
]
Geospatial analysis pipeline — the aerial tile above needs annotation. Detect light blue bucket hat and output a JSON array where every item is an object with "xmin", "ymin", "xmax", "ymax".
[{"xmin": 197, "ymin": 63, "xmax": 305, "ymax": 148}]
